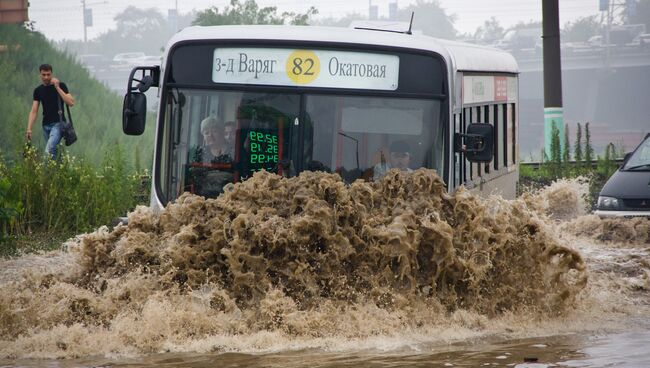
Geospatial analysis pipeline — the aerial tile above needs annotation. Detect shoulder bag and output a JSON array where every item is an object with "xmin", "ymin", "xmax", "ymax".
[{"xmin": 57, "ymin": 95, "xmax": 78, "ymax": 146}]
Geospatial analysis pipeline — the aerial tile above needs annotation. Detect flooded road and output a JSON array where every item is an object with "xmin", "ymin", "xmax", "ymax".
[{"xmin": 1, "ymin": 171, "xmax": 649, "ymax": 367}]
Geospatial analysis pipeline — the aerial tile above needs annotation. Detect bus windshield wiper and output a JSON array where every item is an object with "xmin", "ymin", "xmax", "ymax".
[{"xmin": 625, "ymin": 163, "xmax": 650, "ymax": 171}]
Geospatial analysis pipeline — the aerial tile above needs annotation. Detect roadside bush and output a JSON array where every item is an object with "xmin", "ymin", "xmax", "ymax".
[{"xmin": 0, "ymin": 144, "xmax": 148, "ymax": 238}]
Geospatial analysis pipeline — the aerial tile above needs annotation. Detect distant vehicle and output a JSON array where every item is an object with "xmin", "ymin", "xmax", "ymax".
[
  {"xmin": 120, "ymin": 25, "xmax": 520, "ymax": 211},
  {"xmin": 78, "ymin": 54, "xmax": 110, "ymax": 72},
  {"xmin": 495, "ymin": 28, "xmax": 541, "ymax": 52},
  {"xmin": 595, "ymin": 133, "xmax": 650, "ymax": 217},
  {"xmin": 633, "ymin": 33, "xmax": 650, "ymax": 50},
  {"xmin": 113, "ymin": 52, "xmax": 146, "ymax": 67},
  {"xmin": 138, "ymin": 55, "xmax": 162, "ymax": 64},
  {"xmin": 587, "ymin": 35, "xmax": 603, "ymax": 47}
]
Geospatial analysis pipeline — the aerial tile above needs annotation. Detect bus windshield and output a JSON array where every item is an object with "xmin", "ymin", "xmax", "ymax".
[{"xmin": 157, "ymin": 88, "xmax": 444, "ymax": 202}]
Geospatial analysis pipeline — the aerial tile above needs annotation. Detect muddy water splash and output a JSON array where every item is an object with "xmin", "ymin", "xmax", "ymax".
[{"xmin": 0, "ymin": 170, "xmax": 587, "ymax": 358}]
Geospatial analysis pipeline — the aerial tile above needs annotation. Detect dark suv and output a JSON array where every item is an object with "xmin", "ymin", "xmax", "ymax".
[{"xmin": 595, "ymin": 133, "xmax": 650, "ymax": 217}]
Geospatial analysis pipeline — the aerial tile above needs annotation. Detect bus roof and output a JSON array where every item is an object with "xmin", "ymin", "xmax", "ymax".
[{"xmin": 167, "ymin": 25, "xmax": 519, "ymax": 74}]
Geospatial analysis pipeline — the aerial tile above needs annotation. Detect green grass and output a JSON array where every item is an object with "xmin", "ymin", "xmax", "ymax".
[{"xmin": 0, "ymin": 144, "xmax": 149, "ymax": 256}]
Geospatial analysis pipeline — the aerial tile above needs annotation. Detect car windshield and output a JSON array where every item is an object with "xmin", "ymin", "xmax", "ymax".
[
  {"xmin": 157, "ymin": 88, "xmax": 444, "ymax": 202},
  {"xmin": 623, "ymin": 135, "xmax": 650, "ymax": 170}
]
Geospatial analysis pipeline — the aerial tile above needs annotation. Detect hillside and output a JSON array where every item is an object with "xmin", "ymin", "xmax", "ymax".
[{"xmin": 0, "ymin": 25, "xmax": 154, "ymax": 169}]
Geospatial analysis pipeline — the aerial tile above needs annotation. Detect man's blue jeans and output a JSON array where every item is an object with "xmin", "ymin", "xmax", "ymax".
[{"xmin": 43, "ymin": 122, "xmax": 63, "ymax": 159}]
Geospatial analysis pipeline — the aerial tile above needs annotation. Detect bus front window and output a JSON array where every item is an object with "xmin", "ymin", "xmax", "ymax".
[
  {"xmin": 159, "ymin": 89, "xmax": 299, "ymax": 202},
  {"xmin": 303, "ymin": 95, "xmax": 444, "ymax": 183}
]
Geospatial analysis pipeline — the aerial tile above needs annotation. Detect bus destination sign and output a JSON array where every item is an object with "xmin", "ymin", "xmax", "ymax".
[{"xmin": 212, "ymin": 48, "xmax": 399, "ymax": 90}]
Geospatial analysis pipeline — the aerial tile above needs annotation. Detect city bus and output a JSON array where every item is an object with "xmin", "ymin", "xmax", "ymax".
[{"xmin": 122, "ymin": 25, "xmax": 519, "ymax": 211}]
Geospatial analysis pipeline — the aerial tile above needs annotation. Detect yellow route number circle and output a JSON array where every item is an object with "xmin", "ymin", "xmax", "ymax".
[{"xmin": 286, "ymin": 50, "xmax": 320, "ymax": 85}]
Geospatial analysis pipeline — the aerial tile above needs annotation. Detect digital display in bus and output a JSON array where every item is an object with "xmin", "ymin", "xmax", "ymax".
[{"xmin": 243, "ymin": 129, "xmax": 280, "ymax": 175}]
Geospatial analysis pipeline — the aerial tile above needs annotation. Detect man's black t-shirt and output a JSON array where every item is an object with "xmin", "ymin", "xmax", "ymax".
[{"xmin": 33, "ymin": 83, "xmax": 68, "ymax": 125}]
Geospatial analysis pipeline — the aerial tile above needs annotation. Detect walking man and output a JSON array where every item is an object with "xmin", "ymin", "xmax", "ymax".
[{"xmin": 26, "ymin": 64, "xmax": 75, "ymax": 159}]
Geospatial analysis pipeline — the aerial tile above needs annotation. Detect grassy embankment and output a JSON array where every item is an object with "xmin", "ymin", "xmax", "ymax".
[{"xmin": 0, "ymin": 25, "xmax": 154, "ymax": 256}]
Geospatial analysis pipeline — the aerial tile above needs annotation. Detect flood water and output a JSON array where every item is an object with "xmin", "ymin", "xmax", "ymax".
[{"xmin": 1, "ymin": 171, "xmax": 649, "ymax": 367}]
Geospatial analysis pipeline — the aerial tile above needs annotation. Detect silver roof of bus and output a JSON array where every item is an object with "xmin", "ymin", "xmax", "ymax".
[{"xmin": 166, "ymin": 25, "xmax": 519, "ymax": 74}]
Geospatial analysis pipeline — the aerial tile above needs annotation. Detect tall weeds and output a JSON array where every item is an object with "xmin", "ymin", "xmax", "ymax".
[{"xmin": 0, "ymin": 144, "xmax": 148, "ymax": 238}]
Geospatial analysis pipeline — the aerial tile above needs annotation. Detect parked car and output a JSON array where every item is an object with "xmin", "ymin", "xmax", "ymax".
[
  {"xmin": 595, "ymin": 133, "xmax": 650, "ymax": 217},
  {"xmin": 112, "ymin": 52, "xmax": 146, "ymax": 68},
  {"xmin": 78, "ymin": 54, "xmax": 111, "ymax": 72}
]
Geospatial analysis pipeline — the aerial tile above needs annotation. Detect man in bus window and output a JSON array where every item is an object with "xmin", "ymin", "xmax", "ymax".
[
  {"xmin": 373, "ymin": 140, "xmax": 412, "ymax": 181},
  {"xmin": 223, "ymin": 121, "xmax": 236, "ymax": 159}
]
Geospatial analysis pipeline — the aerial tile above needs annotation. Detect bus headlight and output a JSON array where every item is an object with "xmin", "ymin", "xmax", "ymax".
[{"xmin": 597, "ymin": 196, "xmax": 621, "ymax": 210}]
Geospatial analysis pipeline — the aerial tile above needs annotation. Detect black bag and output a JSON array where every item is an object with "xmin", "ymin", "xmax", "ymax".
[{"xmin": 57, "ymin": 96, "xmax": 77, "ymax": 146}]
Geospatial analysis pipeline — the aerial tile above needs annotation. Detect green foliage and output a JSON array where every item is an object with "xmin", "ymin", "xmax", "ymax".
[
  {"xmin": 0, "ymin": 144, "xmax": 147, "ymax": 238},
  {"xmin": 548, "ymin": 121, "xmax": 562, "ymax": 178},
  {"xmin": 584, "ymin": 122, "xmax": 594, "ymax": 165},
  {"xmin": 563, "ymin": 123, "xmax": 571, "ymax": 163},
  {"xmin": 58, "ymin": 7, "xmax": 197, "ymax": 56},
  {"xmin": 0, "ymin": 24, "xmax": 154, "ymax": 169},
  {"xmin": 0, "ymin": 162, "xmax": 22, "ymax": 239},
  {"xmin": 596, "ymin": 143, "xmax": 619, "ymax": 178},
  {"xmin": 574, "ymin": 123, "xmax": 583, "ymax": 170},
  {"xmin": 626, "ymin": 0, "xmax": 650, "ymax": 30},
  {"xmin": 398, "ymin": 0, "xmax": 457, "ymax": 39},
  {"xmin": 520, "ymin": 120, "xmax": 623, "ymax": 209},
  {"xmin": 193, "ymin": 0, "xmax": 318, "ymax": 26},
  {"xmin": 511, "ymin": 20, "xmax": 542, "ymax": 30},
  {"xmin": 311, "ymin": 13, "xmax": 366, "ymax": 27},
  {"xmin": 474, "ymin": 17, "xmax": 504, "ymax": 43},
  {"xmin": 562, "ymin": 15, "xmax": 603, "ymax": 42}
]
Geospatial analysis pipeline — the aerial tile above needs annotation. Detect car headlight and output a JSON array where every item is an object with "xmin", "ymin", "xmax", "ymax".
[{"xmin": 598, "ymin": 196, "xmax": 621, "ymax": 210}]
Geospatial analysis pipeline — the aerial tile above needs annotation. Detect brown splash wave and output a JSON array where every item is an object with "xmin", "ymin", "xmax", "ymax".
[
  {"xmin": 0, "ymin": 169, "xmax": 587, "ymax": 358},
  {"xmin": 562, "ymin": 214, "xmax": 650, "ymax": 245}
]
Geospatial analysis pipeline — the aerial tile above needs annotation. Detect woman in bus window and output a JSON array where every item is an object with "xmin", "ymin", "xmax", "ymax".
[{"xmin": 196, "ymin": 117, "xmax": 235, "ymax": 163}]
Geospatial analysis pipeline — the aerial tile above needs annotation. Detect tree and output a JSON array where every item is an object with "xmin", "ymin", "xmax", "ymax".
[
  {"xmin": 562, "ymin": 15, "xmax": 602, "ymax": 42},
  {"xmin": 397, "ymin": 0, "xmax": 457, "ymax": 39},
  {"xmin": 549, "ymin": 121, "xmax": 562, "ymax": 178},
  {"xmin": 474, "ymin": 17, "xmax": 504, "ymax": 43},
  {"xmin": 574, "ymin": 123, "xmax": 583, "ymax": 169},
  {"xmin": 584, "ymin": 122, "xmax": 594, "ymax": 165},
  {"xmin": 563, "ymin": 123, "xmax": 570, "ymax": 163},
  {"xmin": 511, "ymin": 20, "xmax": 542, "ymax": 30},
  {"xmin": 193, "ymin": 0, "xmax": 317, "ymax": 26},
  {"xmin": 626, "ymin": 0, "xmax": 650, "ymax": 29},
  {"xmin": 312, "ymin": 12, "xmax": 366, "ymax": 28}
]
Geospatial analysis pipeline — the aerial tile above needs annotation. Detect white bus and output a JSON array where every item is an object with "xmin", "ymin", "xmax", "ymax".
[{"xmin": 122, "ymin": 25, "xmax": 519, "ymax": 211}]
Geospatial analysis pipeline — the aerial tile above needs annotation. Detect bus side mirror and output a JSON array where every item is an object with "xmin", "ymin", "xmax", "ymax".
[
  {"xmin": 122, "ymin": 66, "xmax": 160, "ymax": 136},
  {"xmin": 623, "ymin": 152, "xmax": 632, "ymax": 163},
  {"xmin": 455, "ymin": 123, "xmax": 494, "ymax": 163},
  {"xmin": 123, "ymin": 92, "xmax": 147, "ymax": 135}
]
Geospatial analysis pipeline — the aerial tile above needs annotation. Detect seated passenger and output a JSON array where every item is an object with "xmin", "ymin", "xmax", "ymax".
[
  {"xmin": 373, "ymin": 140, "xmax": 413, "ymax": 181},
  {"xmin": 188, "ymin": 117, "xmax": 236, "ymax": 197},
  {"xmin": 197, "ymin": 116, "xmax": 235, "ymax": 163}
]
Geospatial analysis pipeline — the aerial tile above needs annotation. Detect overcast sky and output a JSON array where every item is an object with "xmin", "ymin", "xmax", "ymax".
[{"xmin": 29, "ymin": 0, "xmax": 602, "ymax": 41}]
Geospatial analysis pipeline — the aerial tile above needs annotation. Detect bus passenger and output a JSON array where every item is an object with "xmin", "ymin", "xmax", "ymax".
[
  {"xmin": 223, "ymin": 121, "xmax": 236, "ymax": 158},
  {"xmin": 197, "ymin": 117, "xmax": 234, "ymax": 163},
  {"xmin": 373, "ymin": 140, "xmax": 413, "ymax": 181}
]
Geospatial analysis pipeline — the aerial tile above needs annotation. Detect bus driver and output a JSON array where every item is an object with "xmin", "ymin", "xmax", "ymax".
[{"xmin": 373, "ymin": 140, "xmax": 413, "ymax": 181}]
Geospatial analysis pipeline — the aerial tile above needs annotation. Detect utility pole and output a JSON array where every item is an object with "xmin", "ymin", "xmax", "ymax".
[
  {"xmin": 542, "ymin": 0, "xmax": 564, "ymax": 159},
  {"xmin": 81, "ymin": 0, "xmax": 105, "ymax": 43},
  {"xmin": 82, "ymin": 0, "xmax": 87, "ymax": 43}
]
